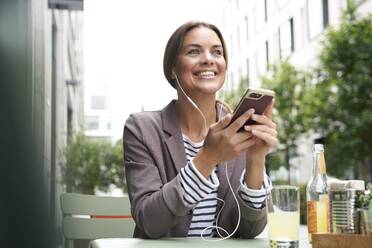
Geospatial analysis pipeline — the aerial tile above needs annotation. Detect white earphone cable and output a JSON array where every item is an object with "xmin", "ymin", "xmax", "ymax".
[
  {"xmin": 174, "ymin": 71, "xmax": 241, "ymax": 241},
  {"xmin": 200, "ymin": 103, "xmax": 241, "ymax": 241}
]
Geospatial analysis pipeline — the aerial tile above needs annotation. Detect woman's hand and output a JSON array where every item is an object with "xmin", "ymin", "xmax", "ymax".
[
  {"xmin": 244, "ymin": 100, "xmax": 278, "ymax": 161},
  {"xmin": 193, "ymin": 100, "xmax": 277, "ymax": 181},
  {"xmin": 193, "ymin": 108, "xmax": 257, "ymax": 178},
  {"xmin": 243, "ymin": 100, "xmax": 278, "ymax": 189}
]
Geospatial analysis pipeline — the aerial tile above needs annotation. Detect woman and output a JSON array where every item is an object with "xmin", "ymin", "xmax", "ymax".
[{"xmin": 123, "ymin": 21, "xmax": 278, "ymax": 239}]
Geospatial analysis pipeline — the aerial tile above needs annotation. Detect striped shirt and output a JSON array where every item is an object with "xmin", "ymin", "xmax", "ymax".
[{"xmin": 179, "ymin": 134, "xmax": 272, "ymax": 237}]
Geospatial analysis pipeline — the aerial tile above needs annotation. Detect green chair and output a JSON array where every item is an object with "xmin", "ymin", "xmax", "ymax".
[{"xmin": 60, "ymin": 193, "xmax": 135, "ymax": 248}]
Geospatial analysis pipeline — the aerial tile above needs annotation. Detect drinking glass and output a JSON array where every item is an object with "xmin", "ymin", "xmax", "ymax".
[{"xmin": 266, "ymin": 185, "xmax": 300, "ymax": 248}]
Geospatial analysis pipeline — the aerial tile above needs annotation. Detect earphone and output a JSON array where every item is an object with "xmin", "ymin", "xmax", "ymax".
[{"xmin": 172, "ymin": 69, "xmax": 241, "ymax": 241}]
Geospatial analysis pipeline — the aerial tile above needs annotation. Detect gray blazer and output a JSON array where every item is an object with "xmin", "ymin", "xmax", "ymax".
[{"xmin": 123, "ymin": 100, "xmax": 267, "ymax": 239}]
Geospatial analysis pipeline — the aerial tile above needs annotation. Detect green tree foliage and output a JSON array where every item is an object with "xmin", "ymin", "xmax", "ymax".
[
  {"xmin": 262, "ymin": 61, "xmax": 313, "ymax": 183},
  {"xmin": 312, "ymin": 2, "xmax": 372, "ymax": 179},
  {"xmin": 61, "ymin": 132, "xmax": 126, "ymax": 194},
  {"xmin": 299, "ymin": 184, "xmax": 307, "ymax": 224}
]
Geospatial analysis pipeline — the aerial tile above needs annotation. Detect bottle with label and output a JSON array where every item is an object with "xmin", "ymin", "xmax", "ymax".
[{"xmin": 306, "ymin": 144, "xmax": 330, "ymax": 242}]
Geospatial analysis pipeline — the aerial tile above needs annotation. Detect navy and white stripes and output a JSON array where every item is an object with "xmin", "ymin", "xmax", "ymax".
[
  {"xmin": 179, "ymin": 134, "xmax": 272, "ymax": 237},
  {"xmin": 180, "ymin": 135, "xmax": 218, "ymax": 237}
]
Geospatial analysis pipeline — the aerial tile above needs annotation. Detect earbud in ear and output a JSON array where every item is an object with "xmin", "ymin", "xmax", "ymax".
[{"xmin": 172, "ymin": 70, "xmax": 176, "ymax": 78}]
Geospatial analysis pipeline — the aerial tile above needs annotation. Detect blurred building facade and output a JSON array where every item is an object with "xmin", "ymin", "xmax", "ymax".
[
  {"xmin": 221, "ymin": 0, "xmax": 372, "ymax": 183},
  {"xmin": 0, "ymin": 0, "xmax": 83, "ymax": 246},
  {"xmin": 51, "ymin": 4, "xmax": 84, "ymax": 246},
  {"xmin": 84, "ymin": 86, "xmax": 115, "ymax": 141}
]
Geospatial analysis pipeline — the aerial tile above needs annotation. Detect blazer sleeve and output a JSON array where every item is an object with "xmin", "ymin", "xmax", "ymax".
[
  {"xmin": 236, "ymin": 190, "xmax": 268, "ymax": 238},
  {"xmin": 123, "ymin": 114, "xmax": 191, "ymax": 238},
  {"xmin": 217, "ymin": 157, "xmax": 267, "ymax": 239}
]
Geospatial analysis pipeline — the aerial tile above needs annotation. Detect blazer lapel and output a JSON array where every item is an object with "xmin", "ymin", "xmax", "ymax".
[
  {"xmin": 165, "ymin": 136, "xmax": 187, "ymax": 173},
  {"xmin": 161, "ymin": 101, "xmax": 187, "ymax": 173}
]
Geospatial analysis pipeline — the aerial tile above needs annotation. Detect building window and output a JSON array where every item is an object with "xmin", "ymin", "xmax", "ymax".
[
  {"xmin": 290, "ymin": 18, "xmax": 294, "ymax": 52},
  {"xmin": 279, "ymin": 17, "xmax": 294, "ymax": 59},
  {"xmin": 322, "ymin": 0, "xmax": 329, "ymax": 28},
  {"xmin": 85, "ymin": 115, "xmax": 99, "ymax": 130},
  {"xmin": 264, "ymin": 0, "xmax": 268, "ymax": 22},
  {"xmin": 106, "ymin": 122, "xmax": 111, "ymax": 130},
  {"xmin": 307, "ymin": 0, "xmax": 328, "ymax": 40},
  {"xmin": 244, "ymin": 16, "xmax": 249, "ymax": 41},
  {"xmin": 106, "ymin": 116, "xmax": 112, "ymax": 130},
  {"xmin": 67, "ymin": 107, "xmax": 73, "ymax": 138},
  {"xmin": 91, "ymin": 95, "xmax": 106, "ymax": 110}
]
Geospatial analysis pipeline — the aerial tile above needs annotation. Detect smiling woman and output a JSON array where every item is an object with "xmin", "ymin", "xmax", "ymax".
[
  {"xmin": 123, "ymin": 21, "xmax": 278, "ymax": 239},
  {"xmin": 174, "ymin": 28, "xmax": 226, "ymax": 99}
]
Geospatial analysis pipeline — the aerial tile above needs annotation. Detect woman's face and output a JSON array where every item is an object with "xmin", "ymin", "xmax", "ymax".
[{"xmin": 174, "ymin": 27, "xmax": 226, "ymax": 96}]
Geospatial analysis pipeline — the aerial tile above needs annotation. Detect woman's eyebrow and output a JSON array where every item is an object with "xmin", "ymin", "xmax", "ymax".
[
  {"xmin": 183, "ymin": 43, "xmax": 202, "ymax": 49},
  {"xmin": 212, "ymin": 45, "xmax": 223, "ymax": 49},
  {"xmin": 183, "ymin": 44, "xmax": 223, "ymax": 49}
]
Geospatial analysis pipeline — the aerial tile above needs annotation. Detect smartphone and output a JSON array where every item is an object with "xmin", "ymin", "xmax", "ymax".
[{"xmin": 229, "ymin": 87, "xmax": 275, "ymax": 130}]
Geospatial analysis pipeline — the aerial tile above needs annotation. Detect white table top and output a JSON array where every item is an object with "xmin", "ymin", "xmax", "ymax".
[
  {"xmin": 91, "ymin": 225, "xmax": 311, "ymax": 248},
  {"xmin": 91, "ymin": 237, "xmax": 311, "ymax": 248}
]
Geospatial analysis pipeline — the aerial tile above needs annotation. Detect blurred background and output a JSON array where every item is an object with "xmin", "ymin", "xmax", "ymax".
[{"xmin": 1, "ymin": 0, "xmax": 371, "ymax": 247}]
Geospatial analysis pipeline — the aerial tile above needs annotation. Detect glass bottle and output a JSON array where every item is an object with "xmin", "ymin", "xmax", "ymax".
[{"xmin": 306, "ymin": 144, "xmax": 330, "ymax": 242}]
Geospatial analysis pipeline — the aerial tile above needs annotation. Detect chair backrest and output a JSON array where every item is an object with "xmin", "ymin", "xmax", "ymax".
[{"xmin": 60, "ymin": 193, "xmax": 135, "ymax": 241}]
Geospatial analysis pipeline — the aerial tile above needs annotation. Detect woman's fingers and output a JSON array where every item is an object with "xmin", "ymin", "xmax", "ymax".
[
  {"xmin": 244, "ymin": 124, "xmax": 277, "ymax": 137},
  {"xmin": 232, "ymin": 131, "xmax": 253, "ymax": 144},
  {"xmin": 250, "ymin": 129, "xmax": 278, "ymax": 147},
  {"xmin": 236, "ymin": 138, "xmax": 256, "ymax": 152},
  {"xmin": 228, "ymin": 109, "xmax": 255, "ymax": 133},
  {"xmin": 207, "ymin": 106, "xmax": 278, "ymax": 161},
  {"xmin": 250, "ymin": 114, "xmax": 276, "ymax": 129}
]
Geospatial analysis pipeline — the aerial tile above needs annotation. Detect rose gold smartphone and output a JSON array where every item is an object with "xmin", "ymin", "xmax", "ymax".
[{"xmin": 229, "ymin": 88, "xmax": 275, "ymax": 130}]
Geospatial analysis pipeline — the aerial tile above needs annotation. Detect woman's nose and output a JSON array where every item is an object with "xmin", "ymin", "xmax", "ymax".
[{"xmin": 201, "ymin": 52, "xmax": 214, "ymax": 64}]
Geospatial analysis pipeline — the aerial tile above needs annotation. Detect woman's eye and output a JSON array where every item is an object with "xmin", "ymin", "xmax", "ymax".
[
  {"xmin": 187, "ymin": 49, "xmax": 200, "ymax": 55},
  {"xmin": 213, "ymin": 50, "xmax": 223, "ymax": 56}
]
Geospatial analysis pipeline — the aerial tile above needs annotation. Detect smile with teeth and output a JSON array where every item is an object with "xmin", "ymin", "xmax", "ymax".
[{"xmin": 194, "ymin": 71, "xmax": 216, "ymax": 79}]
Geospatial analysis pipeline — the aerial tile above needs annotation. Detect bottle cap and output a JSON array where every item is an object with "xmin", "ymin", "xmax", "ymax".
[{"xmin": 314, "ymin": 144, "xmax": 324, "ymax": 151}]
